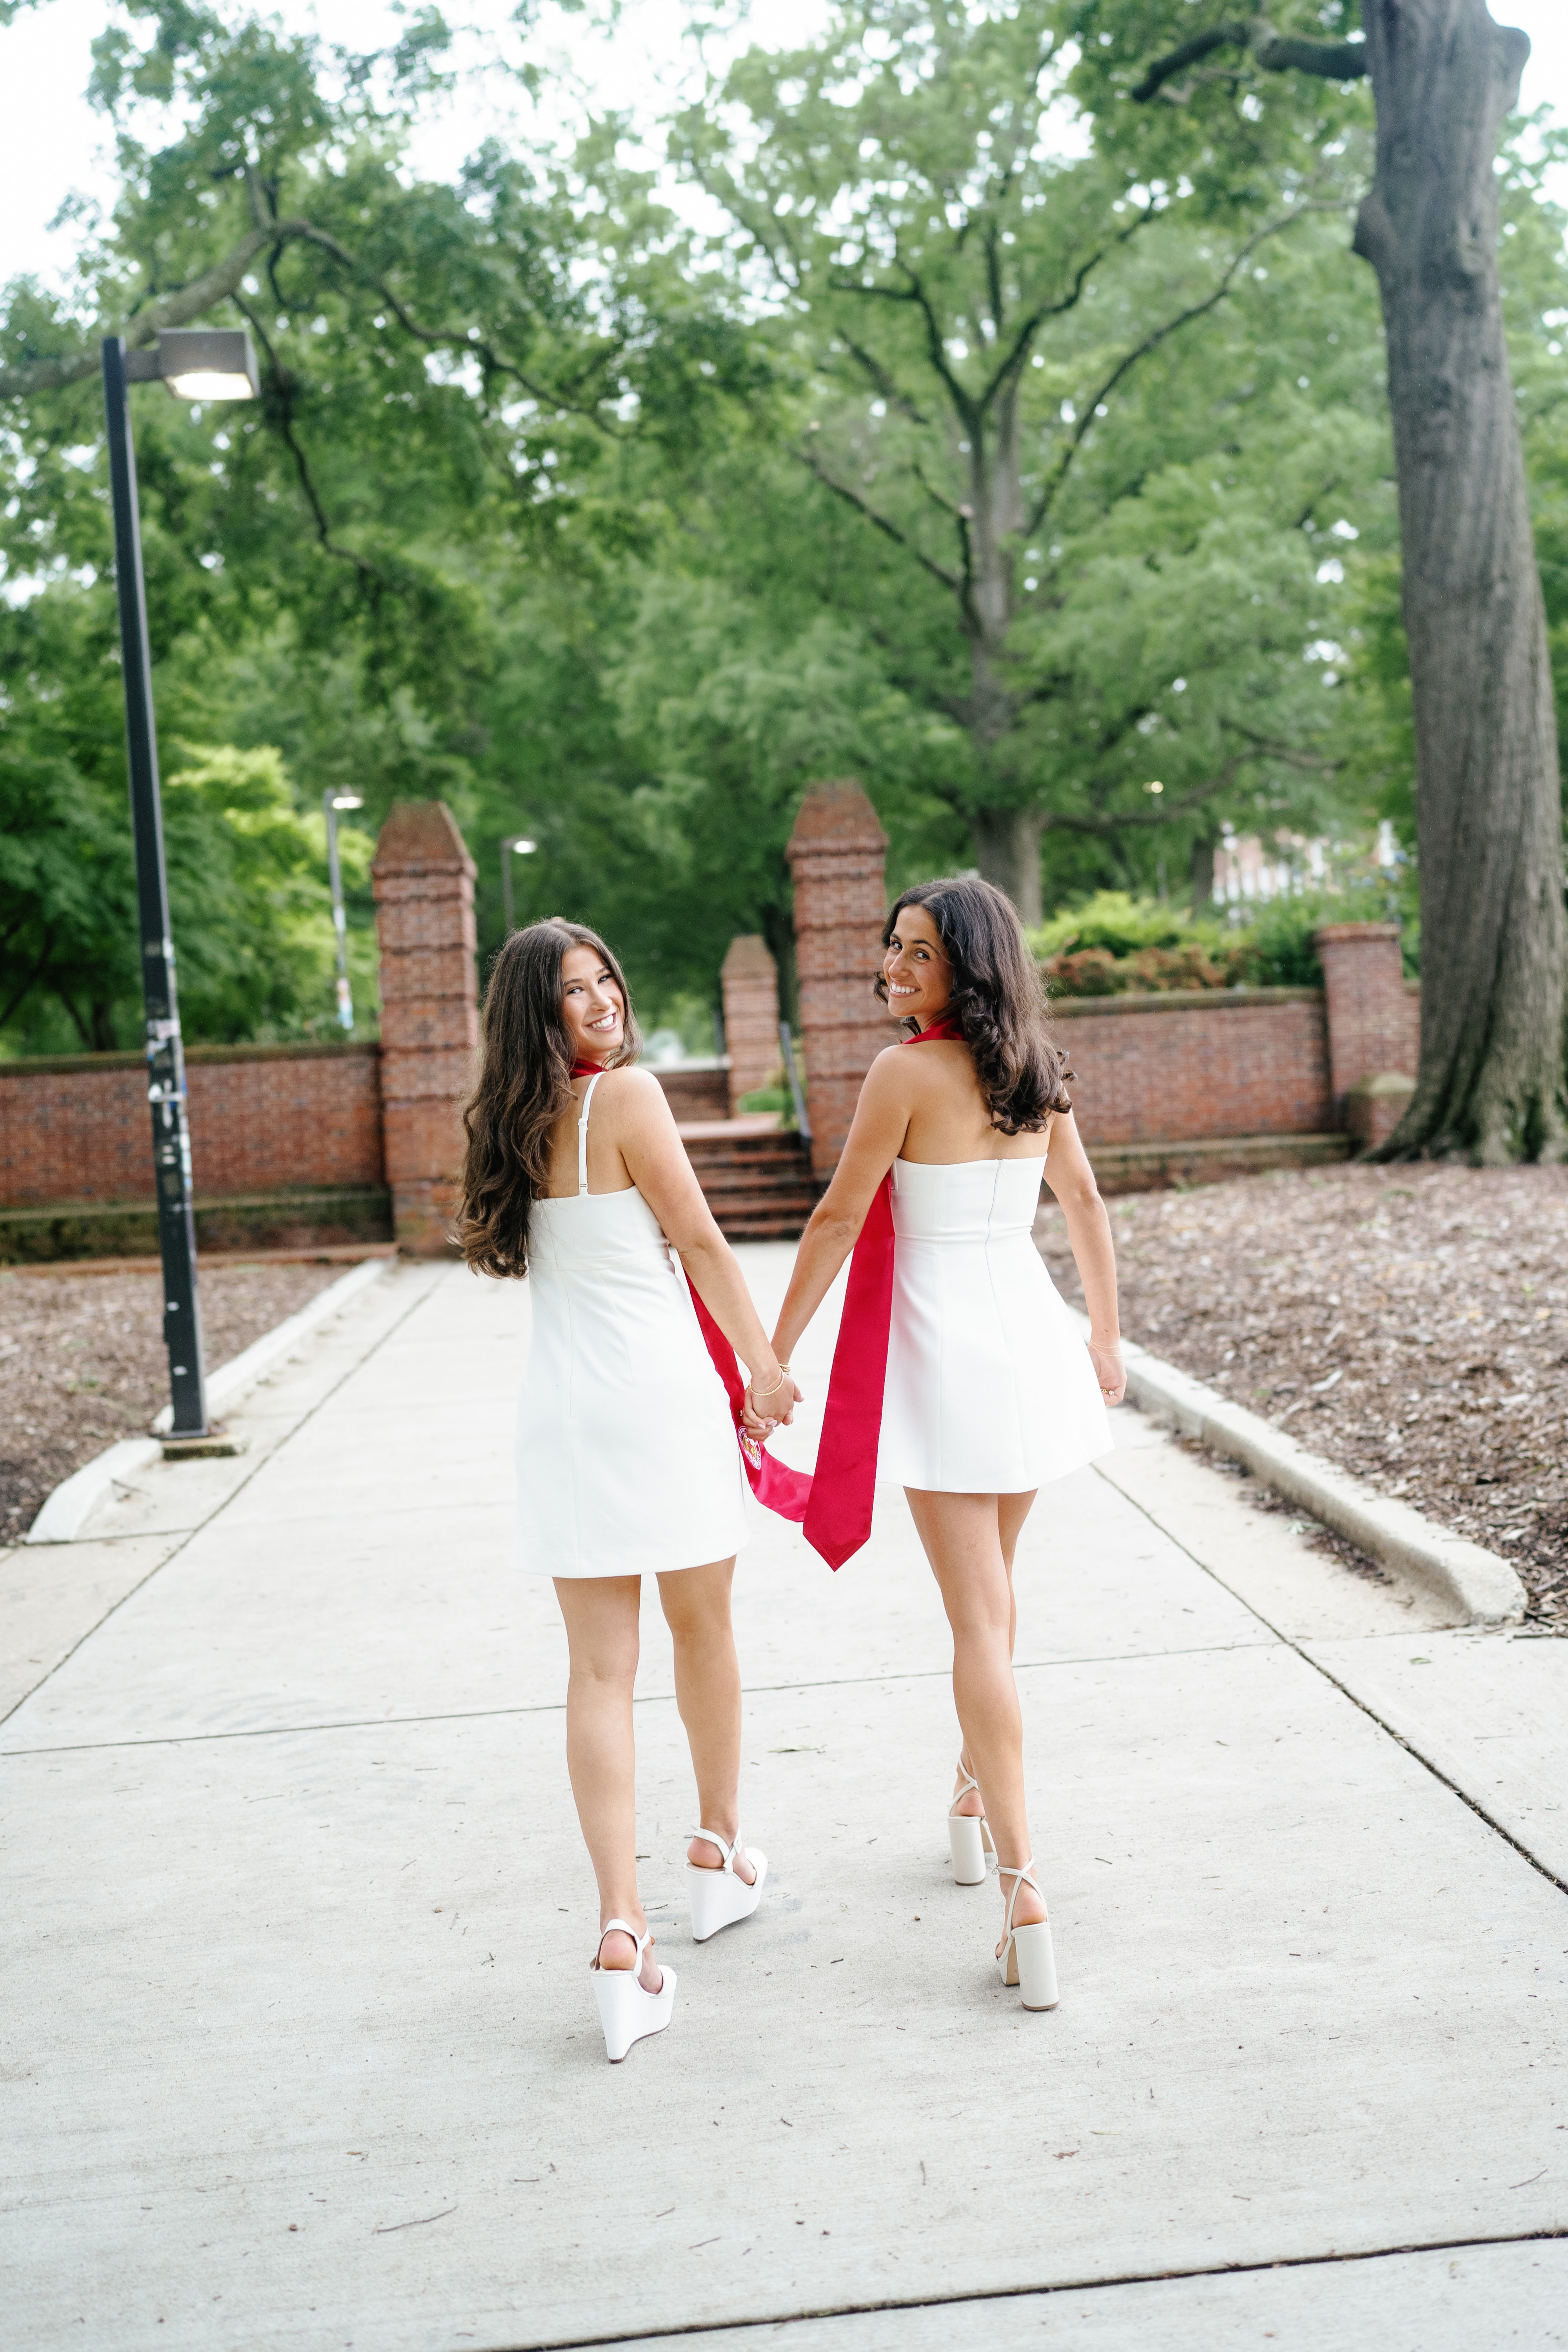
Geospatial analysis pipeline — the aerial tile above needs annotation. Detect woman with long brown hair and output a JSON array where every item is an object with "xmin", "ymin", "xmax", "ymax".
[
  {"xmin": 750, "ymin": 877, "xmax": 1124, "ymax": 2011},
  {"xmin": 457, "ymin": 919, "xmax": 800, "ymax": 2062}
]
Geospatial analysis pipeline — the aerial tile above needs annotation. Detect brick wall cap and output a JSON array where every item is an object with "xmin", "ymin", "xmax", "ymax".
[
  {"xmin": 1312, "ymin": 921, "xmax": 1400, "ymax": 944},
  {"xmin": 721, "ymin": 934, "xmax": 778, "ymax": 978},
  {"xmin": 372, "ymin": 800, "xmax": 477, "ymax": 881},
  {"xmin": 1346, "ymin": 1069, "xmax": 1416, "ymax": 1097},
  {"xmin": 1048, "ymin": 985, "xmax": 1323, "ymax": 1017},
  {"xmin": 0, "ymin": 1040, "xmax": 381, "ymax": 1076},
  {"xmin": 786, "ymin": 779, "xmax": 889, "ymax": 862}
]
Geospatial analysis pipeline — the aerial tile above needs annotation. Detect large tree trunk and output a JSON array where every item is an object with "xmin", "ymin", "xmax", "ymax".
[
  {"xmin": 1189, "ymin": 827, "xmax": 1220, "ymax": 917},
  {"xmin": 971, "ymin": 805, "xmax": 1044, "ymax": 926},
  {"xmin": 1354, "ymin": 1, "xmax": 1566, "ymax": 1161}
]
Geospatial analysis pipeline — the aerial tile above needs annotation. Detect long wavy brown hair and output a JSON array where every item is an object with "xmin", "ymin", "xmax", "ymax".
[
  {"xmin": 875, "ymin": 876, "xmax": 1072, "ymax": 1134},
  {"xmin": 455, "ymin": 918, "xmax": 642, "ymax": 1278}
]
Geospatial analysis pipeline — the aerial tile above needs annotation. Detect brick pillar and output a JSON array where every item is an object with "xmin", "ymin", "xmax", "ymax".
[
  {"xmin": 372, "ymin": 802, "xmax": 478, "ymax": 1254},
  {"xmin": 1314, "ymin": 922, "xmax": 1412, "ymax": 1127},
  {"xmin": 720, "ymin": 936, "xmax": 781, "ymax": 1116},
  {"xmin": 786, "ymin": 780, "xmax": 897, "ymax": 1179}
]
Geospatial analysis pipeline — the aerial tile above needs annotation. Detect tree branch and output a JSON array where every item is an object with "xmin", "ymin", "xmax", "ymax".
[
  {"xmin": 1131, "ymin": 18, "xmax": 1367, "ymax": 105},
  {"xmin": 979, "ymin": 205, "xmax": 1154, "ymax": 418},
  {"xmin": 839, "ymin": 338, "xmax": 930, "ymax": 424},
  {"xmin": 1024, "ymin": 201, "xmax": 1341, "ymax": 539},
  {"xmin": 1223, "ymin": 719, "xmax": 1343, "ymax": 772},
  {"xmin": 828, "ymin": 263, "xmax": 981, "ymax": 434},
  {"xmin": 0, "ymin": 927, "xmax": 54, "ymax": 1030},
  {"xmin": 1041, "ymin": 755, "xmax": 1247, "ymax": 835},
  {"xmin": 0, "ymin": 222, "xmax": 308, "ymax": 397},
  {"xmin": 794, "ymin": 443, "xmax": 962, "ymax": 593}
]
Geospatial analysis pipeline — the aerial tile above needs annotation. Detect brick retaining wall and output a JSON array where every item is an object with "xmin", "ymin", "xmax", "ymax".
[
  {"xmin": 0, "ymin": 1042, "xmax": 384, "ymax": 1209},
  {"xmin": 0, "ymin": 784, "xmax": 1426, "ymax": 1259},
  {"xmin": 1053, "ymin": 989, "xmax": 1333, "ymax": 1145}
]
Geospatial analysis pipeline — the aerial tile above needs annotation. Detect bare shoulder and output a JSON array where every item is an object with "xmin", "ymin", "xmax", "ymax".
[
  {"xmin": 858, "ymin": 1042, "xmax": 924, "ymax": 1103},
  {"xmin": 592, "ymin": 1065, "xmax": 671, "ymax": 1120}
]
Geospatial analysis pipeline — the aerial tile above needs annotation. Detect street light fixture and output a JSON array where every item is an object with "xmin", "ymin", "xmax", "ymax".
[
  {"xmin": 500, "ymin": 834, "xmax": 537, "ymax": 935},
  {"xmin": 323, "ymin": 793, "xmax": 363, "ymax": 1032},
  {"xmin": 102, "ymin": 327, "xmax": 258, "ymax": 1442}
]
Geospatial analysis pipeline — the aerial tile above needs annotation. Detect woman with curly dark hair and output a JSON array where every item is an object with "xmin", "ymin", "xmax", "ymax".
[
  {"xmin": 752, "ymin": 876, "xmax": 1123, "ymax": 2013},
  {"xmin": 457, "ymin": 918, "xmax": 799, "ymax": 2062}
]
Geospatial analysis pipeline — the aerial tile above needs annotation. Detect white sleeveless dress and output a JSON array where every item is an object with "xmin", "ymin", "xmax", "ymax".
[
  {"xmin": 877, "ymin": 1152, "xmax": 1112, "ymax": 1494},
  {"xmin": 515, "ymin": 1074, "xmax": 749, "ymax": 1579}
]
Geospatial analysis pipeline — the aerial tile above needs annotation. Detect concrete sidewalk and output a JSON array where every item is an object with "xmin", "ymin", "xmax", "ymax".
[{"xmin": 2, "ymin": 1248, "xmax": 1564, "ymax": 2352}]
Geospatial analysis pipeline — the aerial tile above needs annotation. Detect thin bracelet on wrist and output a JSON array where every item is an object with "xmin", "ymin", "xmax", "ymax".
[{"xmin": 751, "ymin": 1363, "xmax": 792, "ymax": 1400}]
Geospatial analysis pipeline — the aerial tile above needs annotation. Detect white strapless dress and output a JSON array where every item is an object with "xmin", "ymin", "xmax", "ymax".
[
  {"xmin": 515, "ymin": 1075, "xmax": 748, "ymax": 1579},
  {"xmin": 878, "ymin": 1154, "xmax": 1112, "ymax": 1493}
]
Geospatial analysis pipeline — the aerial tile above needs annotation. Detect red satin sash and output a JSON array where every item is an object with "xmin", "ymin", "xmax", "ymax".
[
  {"xmin": 573, "ymin": 1027, "xmax": 961, "ymax": 1565},
  {"xmin": 801, "ymin": 1018, "xmax": 961, "ymax": 1568}
]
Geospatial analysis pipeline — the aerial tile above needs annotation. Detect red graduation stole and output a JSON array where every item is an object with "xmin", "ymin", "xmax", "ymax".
[{"xmin": 572, "ymin": 1024, "xmax": 962, "ymax": 1568}]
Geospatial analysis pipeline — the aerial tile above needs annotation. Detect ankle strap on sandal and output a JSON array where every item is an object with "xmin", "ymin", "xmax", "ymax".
[
  {"xmin": 997, "ymin": 1859, "xmax": 1041, "ymax": 1940},
  {"xmin": 690, "ymin": 1826, "xmax": 745, "ymax": 1873},
  {"xmin": 593, "ymin": 1917, "xmax": 649, "ymax": 1971}
]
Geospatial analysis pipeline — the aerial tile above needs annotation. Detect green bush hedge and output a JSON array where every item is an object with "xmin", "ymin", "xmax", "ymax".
[{"xmin": 1027, "ymin": 884, "xmax": 1418, "ymax": 997}]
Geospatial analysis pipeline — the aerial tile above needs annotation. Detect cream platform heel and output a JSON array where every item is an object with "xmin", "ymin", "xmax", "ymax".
[
  {"xmin": 590, "ymin": 1921, "xmax": 676, "ymax": 2063},
  {"xmin": 947, "ymin": 1765, "xmax": 996, "ymax": 1886},
  {"xmin": 996, "ymin": 1861, "xmax": 1059, "ymax": 2011},
  {"xmin": 686, "ymin": 1828, "xmax": 767, "ymax": 1943}
]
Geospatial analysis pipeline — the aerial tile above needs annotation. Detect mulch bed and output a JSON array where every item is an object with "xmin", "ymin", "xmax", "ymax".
[
  {"xmin": 1035, "ymin": 1163, "xmax": 1568, "ymax": 1633},
  {"xmin": 0, "ymin": 1261, "xmax": 347, "ymax": 1544}
]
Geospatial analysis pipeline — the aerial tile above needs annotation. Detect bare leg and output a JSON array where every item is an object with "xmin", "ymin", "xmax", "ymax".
[
  {"xmin": 553, "ymin": 1576, "xmax": 662, "ymax": 1989},
  {"xmin": 907, "ymin": 1489, "xmax": 1047, "ymax": 1940},
  {"xmin": 954, "ymin": 1489, "xmax": 1037, "ymax": 1816},
  {"xmin": 658, "ymin": 1557, "xmax": 756, "ymax": 1885}
]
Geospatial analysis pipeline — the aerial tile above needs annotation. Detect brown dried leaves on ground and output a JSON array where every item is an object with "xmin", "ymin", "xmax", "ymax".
[
  {"xmin": 0, "ymin": 1261, "xmax": 347, "ymax": 1543},
  {"xmin": 1036, "ymin": 1164, "xmax": 1568, "ymax": 1633}
]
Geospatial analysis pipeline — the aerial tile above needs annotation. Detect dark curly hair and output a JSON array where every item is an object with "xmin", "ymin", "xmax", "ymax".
[
  {"xmin": 875, "ymin": 876, "xmax": 1072, "ymax": 1134},
  {"xmin": 454, "ymin": 918, "xmax": 642, "ymax": 1279}
]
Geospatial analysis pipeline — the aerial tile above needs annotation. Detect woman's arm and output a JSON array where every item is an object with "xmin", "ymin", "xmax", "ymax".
[
  {"xmin": 764, "ymin": 1049, "xmax": 914, "ymax": 1377},
  {"xmin": 606, "ymin": 1071, "xmax": 799, "ymax": 1412},
  {"xmin": 1041, "ymin": 1111, "xmax": 1126, "ymax": 1405}
]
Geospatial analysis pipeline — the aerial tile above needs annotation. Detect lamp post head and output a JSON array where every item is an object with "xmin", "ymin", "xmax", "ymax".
[
  {"xmin": 124, "ymin": 330, "xmax": 260, "ymax": 401},
  {"xmin": 330, "ymin": 794, "xmax": 364, "ymax": 811},
  {"xmin": 508, "ymin": 837, "xmax": 537, "ymax": 855}
]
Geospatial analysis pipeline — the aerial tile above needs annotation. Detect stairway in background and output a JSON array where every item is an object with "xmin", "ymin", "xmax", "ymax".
[{"xmin": 653, "ymin": 1065, "xmax": 817, "ymax": 1240}]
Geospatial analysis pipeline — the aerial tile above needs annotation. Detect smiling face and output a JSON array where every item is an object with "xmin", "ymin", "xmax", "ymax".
[
  {"xmin": 560, "ymin": 943, "xmax": 625, "ymax": 1065},
  {"xmin": 883, "ymin": 901, "xmax": 954, "ymax": 1027}
]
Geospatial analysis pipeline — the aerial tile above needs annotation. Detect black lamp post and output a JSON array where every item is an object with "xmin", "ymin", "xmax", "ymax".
[{"xmin": 102, "ymin": 328, "xmax": 259, "ymax": 1440}]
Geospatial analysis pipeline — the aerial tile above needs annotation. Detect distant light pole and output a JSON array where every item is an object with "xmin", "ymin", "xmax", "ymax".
[
  {"xmin": 103, "ymin": 328, "xmax": 259, "ymax": 1442},
  {"xmin": 323, "ymin": 792, "xmax": 363, "ymax": 1031},
  {"xmin": 501, "ymin": 835, "xmax": 537, "ymax": 934}
]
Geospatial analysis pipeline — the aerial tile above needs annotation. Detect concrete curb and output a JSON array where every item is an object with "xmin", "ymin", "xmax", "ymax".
[
  {"xmin": 24, "ymin": 1438, "xmax": 165, "ymax": 1545},
  {"xmin": 26, "ymin": 1258, "xmax": 394, "ymax": 1544},
  {"xmin": 151, "ymin": 1255, "xmax": 391, "ymax": 1432},
  {"xmin": 1086, "ymin": 1323, "xmax": 1527, "ymax": 1629}
]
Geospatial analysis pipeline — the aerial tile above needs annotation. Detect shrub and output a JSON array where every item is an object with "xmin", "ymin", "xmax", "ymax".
[{"xmin": 1032, "ymin": 882, "xmax": 1418, "ymax": 998}]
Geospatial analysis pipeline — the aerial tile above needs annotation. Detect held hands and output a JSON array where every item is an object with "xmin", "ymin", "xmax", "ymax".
[
  {"xmin": 1087, "ymin": 1338, "xmax": 1127, "ymax": 1407},
  {"xmin": 743, "ymin": 1364, "xmax": 804, "ymax": 1440}
]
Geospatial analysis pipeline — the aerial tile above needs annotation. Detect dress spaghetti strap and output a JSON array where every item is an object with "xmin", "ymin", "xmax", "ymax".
[{"xmin": 577, "ymin": 1071, "xmax": 603, "ymax": 1196}]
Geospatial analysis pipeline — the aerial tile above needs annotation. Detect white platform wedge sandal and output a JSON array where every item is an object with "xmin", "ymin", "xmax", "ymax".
[
  {"xmin": 996, "ymin": 1860, "xmax": 1060, "ymax": 2011},
  {"xmin": 947, "ymin": 1762, "xmax": 997, "ymax": 1886},
  {"xmin": 590, "ymin": 1921, "xmax": 676, "ymax": 2063},
  {"xmin": 686, "ymin": 1828, "xmax": 768, "ymax": 1943}
]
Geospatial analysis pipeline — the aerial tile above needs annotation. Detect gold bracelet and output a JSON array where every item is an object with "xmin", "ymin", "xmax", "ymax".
[{"xmin": 751, "ymin": 1363, "xmax": 792, "ymax": 1400}]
